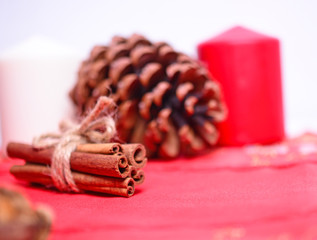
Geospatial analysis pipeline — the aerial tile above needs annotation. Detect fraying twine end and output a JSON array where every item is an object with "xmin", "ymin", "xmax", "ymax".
[{"xmin": 32, "ymin": 96, "xmax": 117, "ymax": 192}]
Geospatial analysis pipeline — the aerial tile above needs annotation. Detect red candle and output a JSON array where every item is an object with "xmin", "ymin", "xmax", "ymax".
[{"xmin": 197, "ymin": 26, "xmax": 285, "ymax": 145}]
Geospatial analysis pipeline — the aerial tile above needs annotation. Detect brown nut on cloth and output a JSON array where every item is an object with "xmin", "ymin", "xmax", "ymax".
[{"xmin": 0, "ymin": 187, "xmax": 52, "ymax": 240}]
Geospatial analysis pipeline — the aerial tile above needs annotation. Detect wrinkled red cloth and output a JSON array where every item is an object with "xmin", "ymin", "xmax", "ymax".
[{"xmin": 1, "ymin": 133, "xmax": 317, "ymax": 239}]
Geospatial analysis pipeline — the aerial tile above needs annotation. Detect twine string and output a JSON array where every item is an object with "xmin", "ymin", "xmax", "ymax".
[{"xmin": 32, "ymin": 96, "xmax": 117, "ymax": 192}]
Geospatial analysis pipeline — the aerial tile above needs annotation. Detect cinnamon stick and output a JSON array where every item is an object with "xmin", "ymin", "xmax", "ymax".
[
  {"xmin": 129, "ymin": 167, "xmax": 145, "ymax": 185},
  {"xmin": 76, "ymin": 143, "xmax": 122, "ymax": 154},
  {"xmin": 7, "ymin": 142, "xmax": 130, "ymax": 178},
  {"xmin": 10, "ymin": 163, "xmax": 135, "ymax": 198},
  {"xmin": 121, "ymin": 144, "xmax": 147, "ymax": 168}
]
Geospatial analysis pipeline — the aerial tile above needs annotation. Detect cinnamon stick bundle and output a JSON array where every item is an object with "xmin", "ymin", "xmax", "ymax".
[{"xmin": 7, "ymin": 142, "xmax": 147, "ymax": 198}]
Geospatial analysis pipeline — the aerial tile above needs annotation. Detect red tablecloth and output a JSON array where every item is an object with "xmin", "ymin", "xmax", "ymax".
[{"xmin": 1, "ymin": 134, "xmax": 317, "ymax": 239}]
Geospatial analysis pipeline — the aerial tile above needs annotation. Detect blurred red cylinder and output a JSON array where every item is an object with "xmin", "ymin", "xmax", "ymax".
[{"xmin": 197, "ymin": 26, "xmax": 285, "ymax": 145}]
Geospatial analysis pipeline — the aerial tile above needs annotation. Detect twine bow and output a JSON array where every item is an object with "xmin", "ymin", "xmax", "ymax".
[{"xmin": 32, "ymin": 96, "xmax": 117, "ymax": 192}]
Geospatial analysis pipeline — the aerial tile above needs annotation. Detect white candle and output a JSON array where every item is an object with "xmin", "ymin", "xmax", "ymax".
[{"xmin": 0, "ymin": 36, "xmax": 82, "ymax": 155}]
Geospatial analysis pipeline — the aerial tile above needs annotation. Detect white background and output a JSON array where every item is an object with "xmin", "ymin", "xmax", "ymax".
[{"xmin": 0, "ymin": 0, "xmax": 316, "ymax": 146}]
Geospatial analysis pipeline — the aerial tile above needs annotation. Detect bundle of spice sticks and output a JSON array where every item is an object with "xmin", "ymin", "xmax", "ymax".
[{"xmin": 7, "ymin": 142, "xmax": 147, "ymax": 197}]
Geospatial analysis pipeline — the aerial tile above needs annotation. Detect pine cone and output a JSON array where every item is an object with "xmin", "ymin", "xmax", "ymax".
[{"xmin": 70, "ymin": 34, "xmax": 226, "ymax": 158}]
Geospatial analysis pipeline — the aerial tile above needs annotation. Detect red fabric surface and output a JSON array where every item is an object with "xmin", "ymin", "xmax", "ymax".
[{"xmin": 1, "ymin": 134, "xmax": 317, "ymax": 239}]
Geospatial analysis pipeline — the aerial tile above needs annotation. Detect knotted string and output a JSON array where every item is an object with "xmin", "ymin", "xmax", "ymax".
[{"xmin": 32, "ymin": 96, "xmax": 117, "ymax": 192}]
